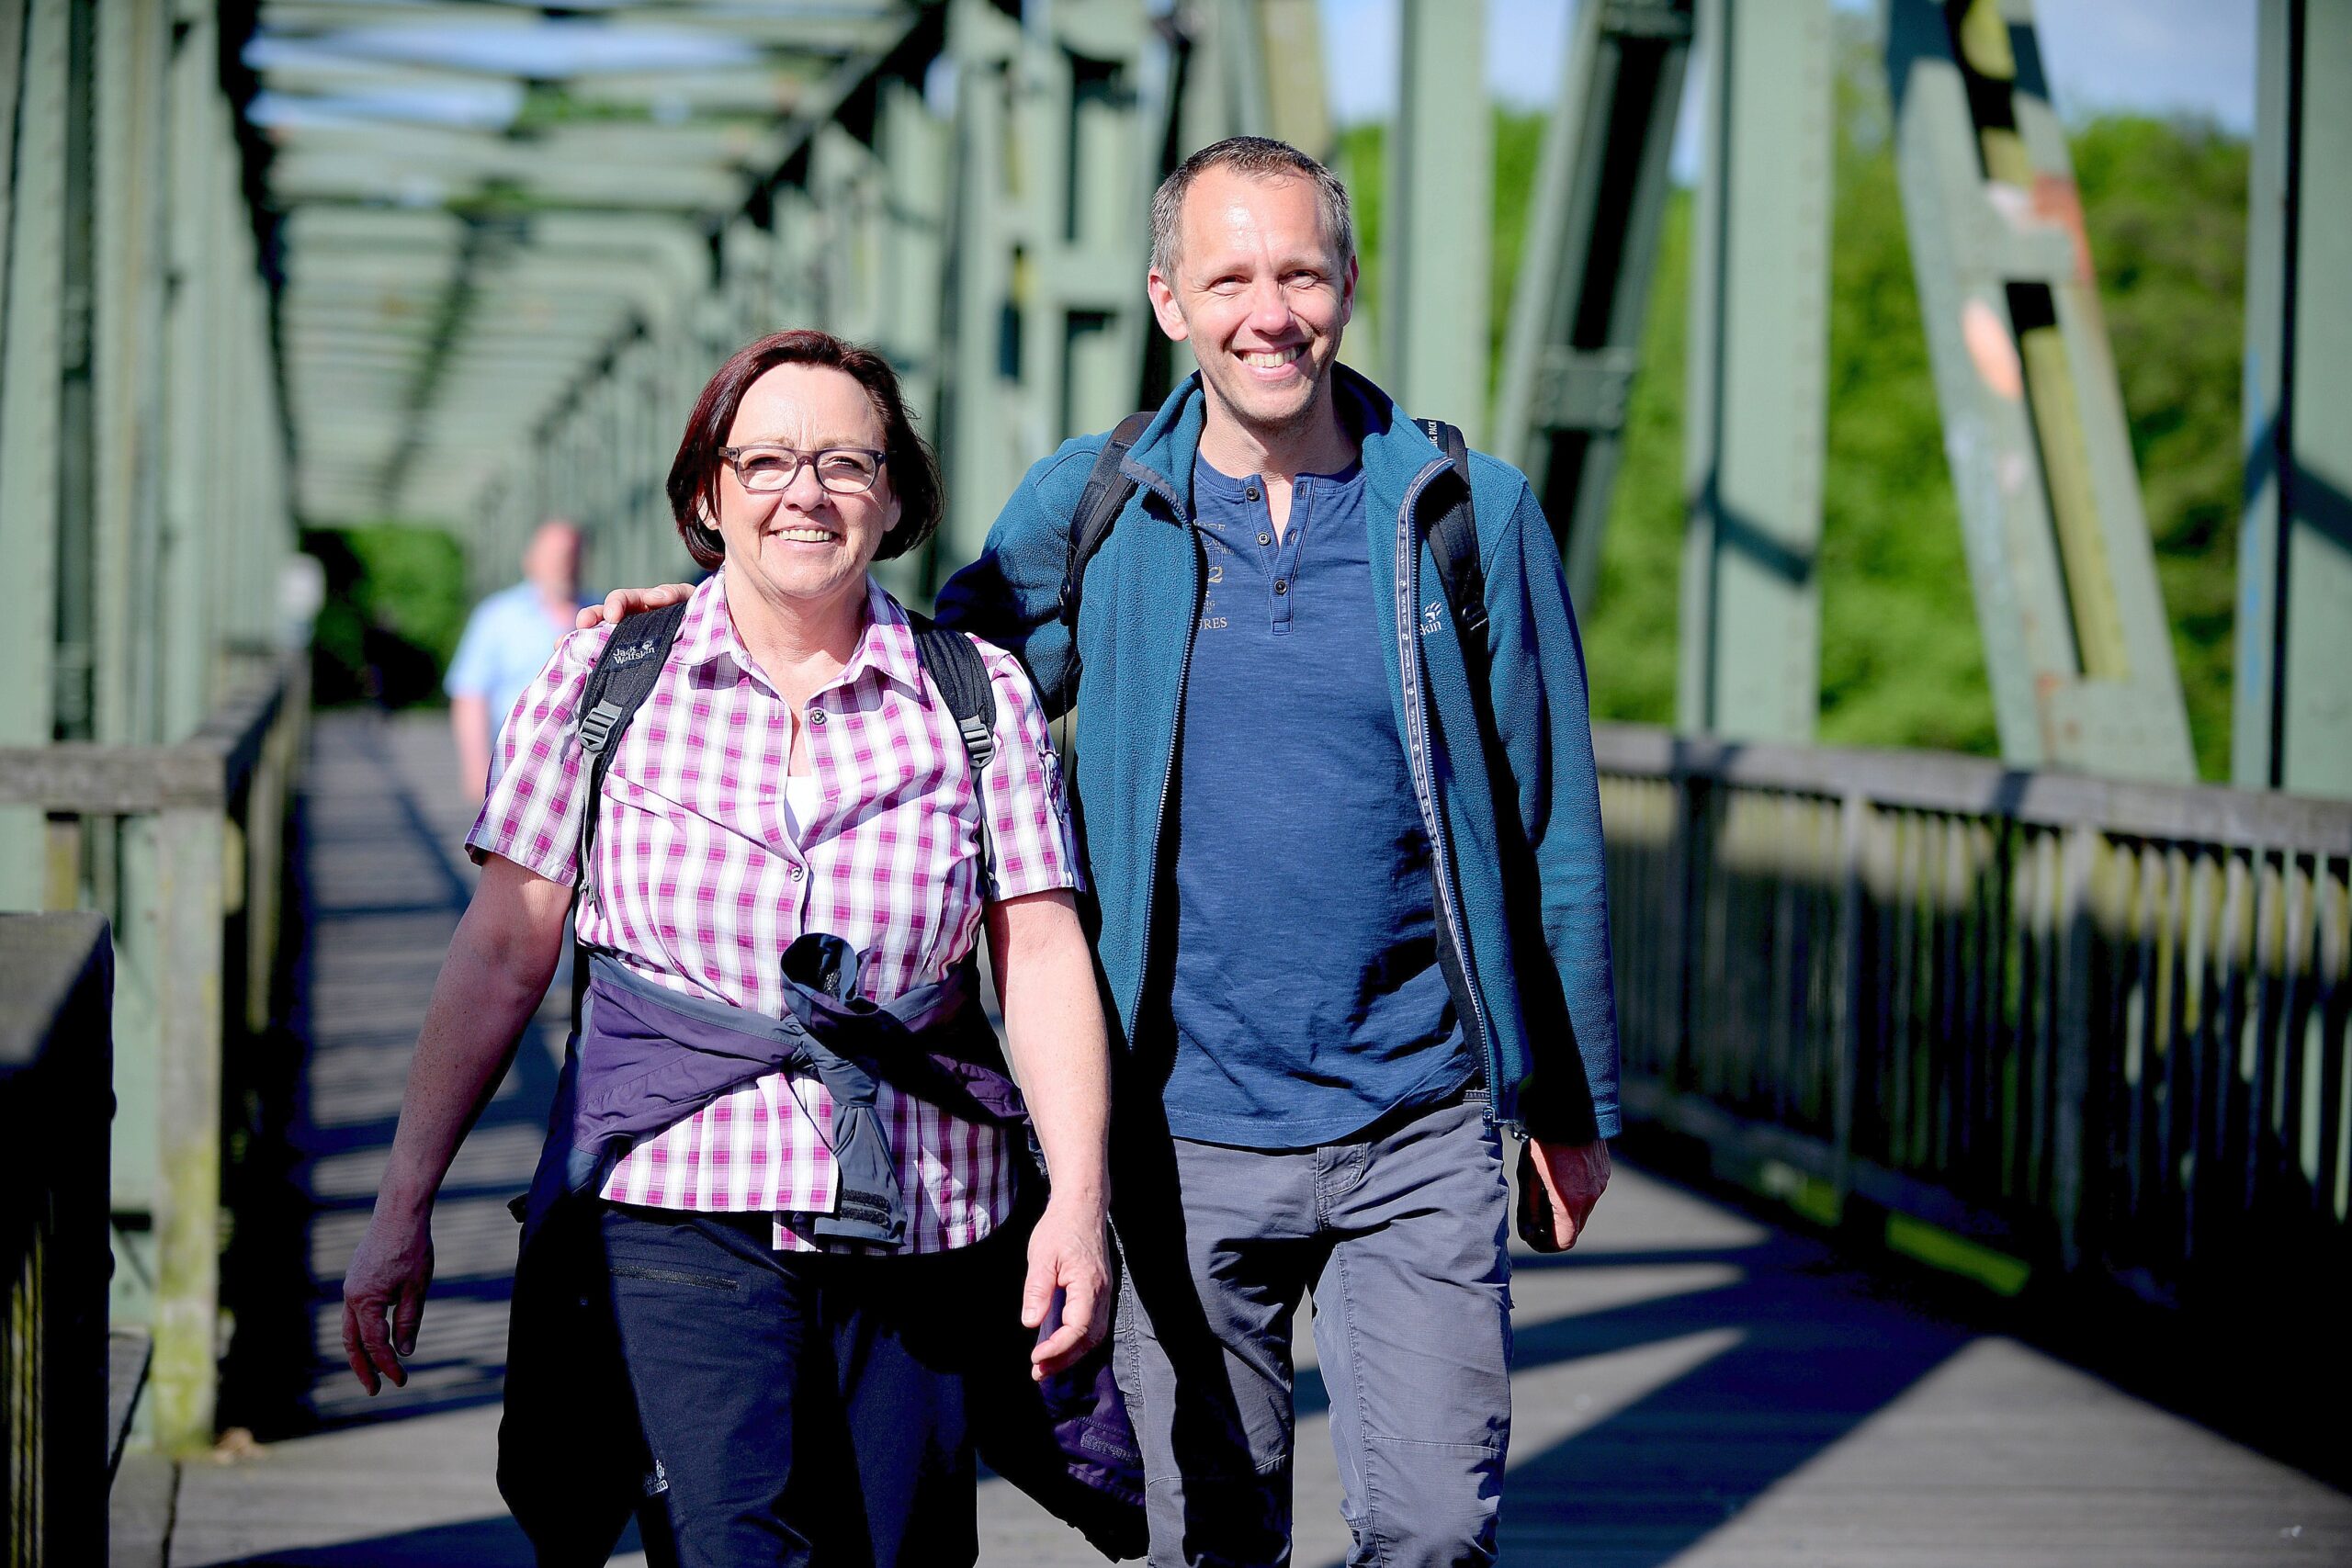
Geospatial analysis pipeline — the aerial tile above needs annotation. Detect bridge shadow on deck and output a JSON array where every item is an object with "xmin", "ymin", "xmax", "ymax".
[{"xmin": 219, "ymin": 709, "xmax": 569, "ymax": 1443}]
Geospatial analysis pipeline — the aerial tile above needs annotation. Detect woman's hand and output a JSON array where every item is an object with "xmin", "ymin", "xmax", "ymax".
[
  {"xmin": 987, "ymin": 890, "xmax": 1116, "ymax": 1379},
  {"xmin": 343, "ymin": 1204, "xmax": 435, "ymax": 1393},
  {"xmin": 337, "ymin": 856, "xmax": 571, "ymax": 1394},
  {"xmin": 1023, "ymin": 1191, "xmax": 1114, "ymax": 1379},
  {"xmin": 576, "ymin": 582, "xmax": 695, "ymax": 630}
]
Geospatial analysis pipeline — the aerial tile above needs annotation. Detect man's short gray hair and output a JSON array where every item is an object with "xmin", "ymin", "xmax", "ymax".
[{"xmin": 1148, "ymin": 136, "xmax": 1354, "ymax": 281}]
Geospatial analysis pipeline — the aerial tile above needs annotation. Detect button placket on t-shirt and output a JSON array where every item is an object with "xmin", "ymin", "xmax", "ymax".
[{"xmin": 1263, "ymin": 476, "xmax": 1308, "ymax": 633}]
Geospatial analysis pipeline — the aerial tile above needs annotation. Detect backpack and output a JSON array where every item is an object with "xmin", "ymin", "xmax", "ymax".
[{"xmin": 1050, "ymin": 412, "xmax": 1490, "ymax": 712}]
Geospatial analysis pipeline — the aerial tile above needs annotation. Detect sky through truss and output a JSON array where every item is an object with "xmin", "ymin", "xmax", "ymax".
[{"xmin": 1322, "ymin": 0, "xmax": 2258, "ymax": 181}]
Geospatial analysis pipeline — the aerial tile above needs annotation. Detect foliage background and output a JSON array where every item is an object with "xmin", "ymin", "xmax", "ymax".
[
  {"xmin": 1345, "ymin": 36, "xmax": 2247, "ymax": 777},
  {"xmin": 303, "ymin": 525, "xmax": 471, "ymax": 707}
]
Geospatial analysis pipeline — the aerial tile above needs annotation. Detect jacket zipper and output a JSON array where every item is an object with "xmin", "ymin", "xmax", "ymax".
[
  {"xmin": 1125, "ymin": 517, "xmax": 1204, "ymax": 1045},
  {"xmin": 1391, "ymin": 462, "xmax": 1507, "ymax": 1132}
]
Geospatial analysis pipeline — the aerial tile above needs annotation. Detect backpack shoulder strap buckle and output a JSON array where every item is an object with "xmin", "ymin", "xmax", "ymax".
[
  {"xmin": 578, "ymin": 698, "xmax": 625, "ymax": 756},
  {"xmin": 956, "ymin": 713, "xmax": 997, "ymax": 772}
]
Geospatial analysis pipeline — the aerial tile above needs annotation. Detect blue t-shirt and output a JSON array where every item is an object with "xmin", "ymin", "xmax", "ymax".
[
  {"xmin": 446, "ymin": 581, "xmax": 585, "ymax": 786},
  {"xmin": 1160, "ymin": 456, "xmax": 1472, "ymax": 1147}
]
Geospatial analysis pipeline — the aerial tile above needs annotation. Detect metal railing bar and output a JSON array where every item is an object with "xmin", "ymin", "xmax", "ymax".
[
  {"xmin": 1593, "ymin": 724, "xmax": 2352, "ymax": 855},
  {"xmin": 0, "ymin": 654, "xmax": 296, "ymax": 813}
]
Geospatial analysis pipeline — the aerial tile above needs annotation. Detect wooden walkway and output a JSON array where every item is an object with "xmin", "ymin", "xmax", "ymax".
[{"xmin": 115, "ymin": 710, "xmax": 2352, "ymax": 1567}]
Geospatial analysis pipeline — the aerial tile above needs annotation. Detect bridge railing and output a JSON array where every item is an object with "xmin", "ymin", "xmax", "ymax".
[
  {"xmin": 0, "ymin": 653, "xmax": 308, "ymax": 1453},
  {"xmin": 1596, "ymin": 725, "xmax": 2351, "ymax": 1312},
  {"xmin": 0, "ymin": 912, "xmax": 115, "ymax": 1562}
]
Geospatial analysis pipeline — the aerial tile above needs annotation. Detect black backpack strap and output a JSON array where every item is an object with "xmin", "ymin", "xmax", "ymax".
[
  {"xmin": 1414, "ymin": 419, "xmax": 1504, "ymax": 1104},
  {"xmin": 1054, "ymin": 410, "xmax": 1155, "ymax": 713},
  {"xmin": 569, "ymin": 602, "xmax": 690, "ymax": 1028},
  {"xmin": 905, "ymin": 609, "xmax": 1003, "ymax": 895},
  {"xmin": 1417, "ymin": 419, "xmax": 1489, "ymax": 657}
]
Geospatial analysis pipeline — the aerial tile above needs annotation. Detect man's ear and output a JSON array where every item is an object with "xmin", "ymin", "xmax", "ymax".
[
  {"xmin": 1146, "ymin": 268, "xmax": 1190, "ymax": 344},
  {"xmin": 1338, "ymin": 254, "xmax": 1359, "ymax": 329}
]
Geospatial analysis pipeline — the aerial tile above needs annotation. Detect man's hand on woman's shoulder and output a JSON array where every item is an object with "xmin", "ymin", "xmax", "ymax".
[{"xmin": 577, "ymin": 582, "xmax": 695, "ymax": 629}]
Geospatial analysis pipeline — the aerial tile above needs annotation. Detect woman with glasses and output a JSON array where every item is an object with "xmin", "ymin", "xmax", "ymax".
[{"xmin": 339, "ymin": 329, "xmax": 1115, "ymax": 1566}]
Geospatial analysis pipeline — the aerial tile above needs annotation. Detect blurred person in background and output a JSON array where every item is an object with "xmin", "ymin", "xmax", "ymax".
[
  {"xmin": 447, "ymin": 518, "xmax": 590, "ymax": 798},
  {"xmin": 341, "ymin": 330, "xmax": 1118, "ymax": 1566}
]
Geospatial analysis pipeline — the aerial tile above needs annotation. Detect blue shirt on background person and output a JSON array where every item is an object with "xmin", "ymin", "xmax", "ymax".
[
  {"xmin": 1164, "ymin": 454, "xmax": 1470, "ymax": 1146},
  {"xmin": 447, "ymin": 520, "xmax": 589, "ymax": 795}
]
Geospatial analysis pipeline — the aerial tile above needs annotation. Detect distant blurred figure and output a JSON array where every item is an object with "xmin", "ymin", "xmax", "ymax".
[{"xmin": 447, "ymin": 520, "xmax": 587, "ymax": 798}]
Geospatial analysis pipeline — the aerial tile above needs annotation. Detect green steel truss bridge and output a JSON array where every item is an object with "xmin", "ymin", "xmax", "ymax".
[{"xmin": 0, "ymin": 0, "xmax": 2346, "ymax": 1559}]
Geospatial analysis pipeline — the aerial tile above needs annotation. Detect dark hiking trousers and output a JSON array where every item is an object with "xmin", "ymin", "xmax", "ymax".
[{"xmin": 600, "ymin": 1203, "xmax": 1004, "ymax": 1568}]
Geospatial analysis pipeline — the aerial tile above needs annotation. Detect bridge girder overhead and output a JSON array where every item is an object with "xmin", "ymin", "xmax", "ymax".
[
  {"xmin": 248, "ymin": 0, "xmax": 925, "ymax": 530},
  {"xmin": 256, "ymin": 0, "xmax": 1340, "ymax": 600}
]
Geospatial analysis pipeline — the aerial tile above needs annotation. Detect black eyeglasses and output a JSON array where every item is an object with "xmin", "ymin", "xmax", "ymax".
[{"xmin": 720, "ymin": 445, "xmax": 889, "ymax": 495}]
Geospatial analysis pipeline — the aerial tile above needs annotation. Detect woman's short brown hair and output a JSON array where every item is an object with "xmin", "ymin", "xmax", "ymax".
[{"xmin": 666, "ymin": 328, "xmax": 943, "ymax": 571}]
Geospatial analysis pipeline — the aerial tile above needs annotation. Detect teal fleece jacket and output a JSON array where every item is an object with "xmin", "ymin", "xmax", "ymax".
[{"xmin": 936, "ymin": 367, "xmax": 1621, "ymax": 1142}]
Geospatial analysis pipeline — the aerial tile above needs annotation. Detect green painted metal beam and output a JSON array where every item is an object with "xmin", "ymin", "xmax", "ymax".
[
  {"xmin": 0, "ymin": 0, "xmax": 70, "ymax": 897},
  {"xmin": 1148, "ymin": 0, "xmax": 1333, "ymax": 396},
  {"xmin": 162, "ymin": 4, "xmax": 224, "ymax": 740},
  {"xmin": 1676, "ymin": 0, "xmax": 1833, "ymax": 743},
  {"xmin": 1883, "ymin": 0, "xmax": 2194, "ymax": 781},
  {"xmin": 0, "ymin": 0, "xmax": 22, "ymax": 260},
  {"xmin": 939, "ymin": 0, "xmax": 1026, "ymax": 576},
  {"xmin": 1384, "ymin": 0, "xmax": 1489, "ymax": 443},
  {"xmin": 92, "ymin": 0, "xmax": 175, "ymax": 748},
  {"xmin": 872, "ymin": 74, "xmax": 949, "ymax": 597},
  {"xmin": 1173, "ymin": 0, "xmax": 1266, "ymax": 152},
  {"xmin": 51, "ymin": 0, "xmax": 96, "ymax": 744},
  {"xmin": 1492, "ymin": 0, "xmax": 1694, "ymax": 611},
  {"xmin": 933, "ymin": 0, "xmax": 1154, "ymax": 581},
  {"xmin": 2235, "ymin": 0, "xmax": 2352, "ymax": 799}
]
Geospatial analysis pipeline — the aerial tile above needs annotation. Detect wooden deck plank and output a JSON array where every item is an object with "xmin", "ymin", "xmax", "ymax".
[{"xmin": 141, "ymin": 711, "xmax": 2352, "ymax": 1567}]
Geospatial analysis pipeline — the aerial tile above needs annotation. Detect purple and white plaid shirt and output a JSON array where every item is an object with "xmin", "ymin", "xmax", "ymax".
[{"xmin": 467, "ymin": 572, "xmax": 1079, "ymax": 1253}]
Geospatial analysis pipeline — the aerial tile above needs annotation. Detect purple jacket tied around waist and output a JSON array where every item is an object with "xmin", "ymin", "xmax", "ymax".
[{"xmin": 511, "ymin": 933, "xmax": 1145, "ymax": 1559}]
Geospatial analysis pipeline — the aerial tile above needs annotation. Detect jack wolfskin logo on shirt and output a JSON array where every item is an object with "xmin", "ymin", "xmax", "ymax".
[{"xmin": 1420, "ymin": 601, "xmax": 1445, "ymax": 637}]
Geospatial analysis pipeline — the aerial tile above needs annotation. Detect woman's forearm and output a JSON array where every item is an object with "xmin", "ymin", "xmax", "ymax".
[
  {"xmin": 990, "ymin": 893, "xmax": 1111, "ymax": 1210},
  {"xmin": 378, "ymin": 861, "xmax": 570, "ymax": 1219}
]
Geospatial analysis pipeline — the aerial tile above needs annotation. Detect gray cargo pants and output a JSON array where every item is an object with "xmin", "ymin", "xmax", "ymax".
[{"xmin": 1110, "ymin": 1089, "xmax": 1512, "ymax": 1567}]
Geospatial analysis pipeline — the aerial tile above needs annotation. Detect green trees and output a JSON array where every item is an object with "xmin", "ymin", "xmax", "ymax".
[{"xmin": 305, "ymin": 525, "xmax": 471, "ymax": 707}]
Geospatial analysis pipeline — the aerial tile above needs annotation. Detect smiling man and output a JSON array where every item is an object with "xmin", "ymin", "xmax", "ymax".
[{"xmin": 936, "ymin": 137, "xmax": 1622, "ymax": 1566}]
